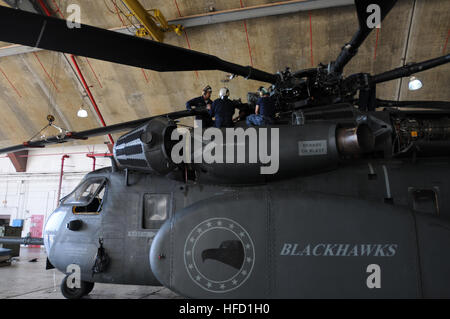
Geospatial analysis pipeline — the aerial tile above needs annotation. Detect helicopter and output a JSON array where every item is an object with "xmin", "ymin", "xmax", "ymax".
[{"xmin": 0, "ymin": 0, "xmax": 450, "ymax": 299}]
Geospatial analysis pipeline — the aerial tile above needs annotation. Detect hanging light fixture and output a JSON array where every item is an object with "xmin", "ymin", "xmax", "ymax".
[
  {"xmin": 408, "ymin": 76, "xmax": 423, "ymax": 91},
  {"xmin": 77, "ymin": 99, "xmax": 88, "ymax": 118},
  {"xmin": 77, "ymin": 107, "xmax": 88, "ymax": 118}
]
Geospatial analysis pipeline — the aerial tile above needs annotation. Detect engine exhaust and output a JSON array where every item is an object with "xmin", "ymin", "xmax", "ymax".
[{"xmin": 336, "ymin": 124, "xmax": 375, "ymax": 155}]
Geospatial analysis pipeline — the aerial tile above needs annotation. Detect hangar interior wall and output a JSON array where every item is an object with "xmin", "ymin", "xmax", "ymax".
[{"xmin": 0, "ymin": 144, "xmax": 111, "ymax": 237}]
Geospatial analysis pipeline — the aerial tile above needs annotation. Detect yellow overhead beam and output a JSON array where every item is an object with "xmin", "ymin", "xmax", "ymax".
[
  {"xmin": 122, "ymin": 0, "xmax": 164, "ymax": 41},
  {"xmin": 121, "ymin": 0, "xmax": 182, "ymax": 42}
]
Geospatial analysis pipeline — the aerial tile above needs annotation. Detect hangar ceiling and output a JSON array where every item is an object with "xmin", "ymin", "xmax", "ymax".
[{"xmin": 0, "ymin": 0, "xmax": 448, "ymax": 148}]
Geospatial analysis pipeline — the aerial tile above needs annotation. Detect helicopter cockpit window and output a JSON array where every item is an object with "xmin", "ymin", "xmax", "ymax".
[
  {"xmin": 143, "ymin": 194, "xmax": 170, "ymax": 229},
  {"xmin": 63, "ymin": 177, "xmax": 107, "ymax": 214}
]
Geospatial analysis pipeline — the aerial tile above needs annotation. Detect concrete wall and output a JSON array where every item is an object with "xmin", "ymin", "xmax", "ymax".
[{"xmin": 0, "ymin": 144, "xmax": 111, "ymax": 237}]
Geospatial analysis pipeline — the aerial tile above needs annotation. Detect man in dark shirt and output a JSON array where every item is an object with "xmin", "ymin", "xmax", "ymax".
[
  {"xmin": 246, "ymin": 87, "xmax": 276, "ymax": 126},
  {"xmin": 210, "ymin": 87, "xmax": 236, "ymax": 128},
  {"xmin": 186, "ymin": 85, "xmax": 213, "ymax": 127}
]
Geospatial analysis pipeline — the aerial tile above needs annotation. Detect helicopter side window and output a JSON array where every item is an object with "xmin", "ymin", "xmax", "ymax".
[
  {"xmin": 63, "ymin": 178, "xmax": 107, "ymax": 215},
  {"xmin": 143, "ymin": 194, "xmax": 170, "ymax": 229}
]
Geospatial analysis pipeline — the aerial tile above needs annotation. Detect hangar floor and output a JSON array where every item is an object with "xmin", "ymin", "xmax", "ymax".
[{"xmin": 0, "ymin": 247, "xmax": 181, "ymax": 299}]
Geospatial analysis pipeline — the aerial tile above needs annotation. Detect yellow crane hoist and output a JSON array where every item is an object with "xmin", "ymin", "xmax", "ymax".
[{"xmin": 121, "ymin": 0, "xmax": 183, "ymax": 42}]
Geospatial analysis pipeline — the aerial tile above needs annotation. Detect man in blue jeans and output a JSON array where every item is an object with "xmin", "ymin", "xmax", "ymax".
[{"xmin": 246, "ymin": 87, "xmax": 276, "ymax": 126}]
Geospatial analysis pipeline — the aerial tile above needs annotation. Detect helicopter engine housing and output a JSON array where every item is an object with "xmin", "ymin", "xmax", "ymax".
[
  {"xmin": 113, "ymin": 118, "xmax": 177, "ymax": 175},
  {"xmin": 194, "ymin": 123, "xmax": 375, "ymax": 184}
]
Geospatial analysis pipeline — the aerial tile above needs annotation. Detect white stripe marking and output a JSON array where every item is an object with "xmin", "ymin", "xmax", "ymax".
[{"xmin": 35, "ymin": 20, "xmax": 47, "ymax": 48}]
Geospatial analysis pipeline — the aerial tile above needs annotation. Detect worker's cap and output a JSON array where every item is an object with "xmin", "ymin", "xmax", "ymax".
[
  {"xmin": 203, "ymin": 85, "xmax": 212, "ymax": 93},
  {"xmin": 258, "ymin": 86, "xmax": 269, "ymax": 95},
  {"xmin": 219, "ymin": 87, "xmax": 230, "ymax": 98}
]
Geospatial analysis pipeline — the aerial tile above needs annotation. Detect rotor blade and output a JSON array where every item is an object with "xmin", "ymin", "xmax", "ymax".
[
  {"xmin": 0, "ymin": 6, "xmax": 277, "ymax": 83},
  {"xmin": 370, "ymin": 54, "xmax": 450, "ymax": 85},
  {"xmin": 354, "ymin": 0, "xmax": 397, "ymax": 33},
  {"xmin": 0, "ymin": 109, "xmax": 207, "ymax": 155},
  {"xmin": 331, "ymin": 0, "xmax": 397, "ymax": 73},
  {"xmin": 0, "ymin": 237, "xmax": 43, "ymax": 246}
]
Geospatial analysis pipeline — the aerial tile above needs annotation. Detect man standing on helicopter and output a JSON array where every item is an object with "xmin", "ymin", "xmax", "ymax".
[
  {"xmin": 186, "ymin": 85, "xmax": 213, "ymax": 127},
  {"xmin": 210, "ymin": 87, "xmax": 236, "ymax": 128}
]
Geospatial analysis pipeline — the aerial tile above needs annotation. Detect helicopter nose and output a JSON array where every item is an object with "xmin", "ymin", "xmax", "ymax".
[{"xmin": 43, "ymin": 208, "xmax": 67, "ymax": 254}]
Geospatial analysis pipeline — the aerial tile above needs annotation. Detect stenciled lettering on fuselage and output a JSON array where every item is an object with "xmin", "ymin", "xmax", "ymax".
[
  {"xmin": 298, "ymin": 140, "xmax": 328, "ymax": 156},
  {"xmin": 280, "ymin": 243, "xmax": 398, "ymax": 257},
  {"xmin": 127, "ymin": 231, "xmax": 156, "ymax": 238}
]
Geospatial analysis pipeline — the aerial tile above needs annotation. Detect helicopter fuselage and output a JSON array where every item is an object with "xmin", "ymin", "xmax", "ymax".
[{"xmin": 43, "ymin": 154, "xmax": 450, "ymax": 298}]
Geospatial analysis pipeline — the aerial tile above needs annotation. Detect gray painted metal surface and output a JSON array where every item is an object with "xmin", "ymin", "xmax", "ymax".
[
  {"xmin": 42, "ymin": 152, "xmax": 450, "ymax": 297},
  {"xmin": 39, "ymin": 104, "xmax": 450, "ymax": 298}
]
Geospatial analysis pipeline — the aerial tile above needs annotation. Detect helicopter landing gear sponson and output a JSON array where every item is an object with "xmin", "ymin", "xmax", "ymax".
[{"xmin": 60, "ymin": 274, "xmax": 95, "ymax": 299}]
